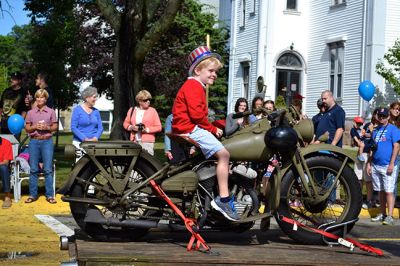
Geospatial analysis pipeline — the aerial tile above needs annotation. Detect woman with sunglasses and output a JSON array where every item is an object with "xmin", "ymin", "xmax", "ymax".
[
  {"xmin": 123, "ymin": 89, "xmax": 161, "ymax": 155},
  {"xmin": 389, "ymin": 101, "xmax": 400, "ymax": 128}
]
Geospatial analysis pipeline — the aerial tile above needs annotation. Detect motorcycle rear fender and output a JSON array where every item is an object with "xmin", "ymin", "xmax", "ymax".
[{"xmin": 57, "ymin": 149, "xmax": 163, "ymax": 195}]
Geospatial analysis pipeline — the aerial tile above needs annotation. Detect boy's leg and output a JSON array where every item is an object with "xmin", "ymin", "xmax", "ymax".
[
  {"xmin": 189, "ymin": 127, "xmax": 239, "ymax": 221},
  {"xmin": 214, "ymin": 148, "xmax": 230, "ymax": 198}
]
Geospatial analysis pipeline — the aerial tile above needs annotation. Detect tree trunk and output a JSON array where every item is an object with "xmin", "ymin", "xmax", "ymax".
[{"xmin": 99, "ymin": 0, "xmax": 182, "ymax": 139}]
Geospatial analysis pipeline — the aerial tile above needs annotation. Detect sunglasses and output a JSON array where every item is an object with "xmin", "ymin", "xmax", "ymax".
[
  {"xmin": 141, "ymin": 99, "xmax": 151, "ymax": 102},
  {"xmin": 377, "ymin": 114, "xmax": 389, "ymax": 119}
]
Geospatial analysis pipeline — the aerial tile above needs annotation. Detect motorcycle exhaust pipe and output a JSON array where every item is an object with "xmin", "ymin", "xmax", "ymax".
[{"xmin": 84, "ymin": 208, "xmax": 158, "ymax": 229}]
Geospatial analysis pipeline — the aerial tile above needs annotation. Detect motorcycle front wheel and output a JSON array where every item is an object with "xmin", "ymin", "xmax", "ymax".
[
  {"xmin": 275, "ymin": 155, "xmax": 362, "ymax": 245},
  {"xmin": 69, "ymin": 155, "xmax": 162, "ymax": 241}
]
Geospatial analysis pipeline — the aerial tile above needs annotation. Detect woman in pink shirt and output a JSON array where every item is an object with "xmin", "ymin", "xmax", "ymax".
[
  {"xmin": 24, "ymin": 89, "xmax": 58, "ymax": 204},
  {"xmin": 123, "ymin": 90, "xmax": 161, "ymax": 155}
]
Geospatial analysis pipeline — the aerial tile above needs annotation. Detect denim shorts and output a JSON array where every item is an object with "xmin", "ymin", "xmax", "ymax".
[
  {"xmin": 371, "ymin": 164, "xmax": 398, "ymax": 192},
  {"xmin": 189, "ymin": 127, "xmax": 224, "ymax": 159}
]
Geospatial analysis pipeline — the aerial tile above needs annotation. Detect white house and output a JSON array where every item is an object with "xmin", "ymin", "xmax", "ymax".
[{"xmin": 226, "ymin": 0, "xmax": 400, "ymax": 118}]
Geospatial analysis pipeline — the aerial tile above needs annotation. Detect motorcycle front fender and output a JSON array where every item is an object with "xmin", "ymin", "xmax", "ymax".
[
  {"xmin": 56, "ymin": 150, "xmax": 163, "ymax": 195},
  {"xmin": 269, "ymin": 144, "xmax": 356, "ymax": 211}
]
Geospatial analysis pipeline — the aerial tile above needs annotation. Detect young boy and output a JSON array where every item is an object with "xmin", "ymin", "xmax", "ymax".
[
  {"xmin": 351, "ymin": 116, "xmax": 366, "ymax": 163},
  {"xmin": 172, "ymin": 46, "xmax": 239, "ymax": 221}
]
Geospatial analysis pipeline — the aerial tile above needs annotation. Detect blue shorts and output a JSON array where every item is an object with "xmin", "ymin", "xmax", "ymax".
[{"xmin": 189, "ymin": 127, "xmax": 224, "ymax": 159}]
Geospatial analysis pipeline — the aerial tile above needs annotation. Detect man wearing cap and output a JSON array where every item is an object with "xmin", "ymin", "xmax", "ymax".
[
  {"xmin": 367, "ymin": 107, "xmax": 400, "ymax": 225},
  {"xmin": 290, "ymin": 93, "xmax": 306, "ymax": 121},
  {"xmin": 0, "ymin": 72, "xmax": 29, "ymax": 134},
  {"xmin": 315, "ymin": 90, "xmax": 345, "ymax": 147},
  {"xmin": 312, "ymin": 98, "xmax": 325, "ymax": 133},
  {"xmin": 172, "ymin": 46, "xmax": 239, "ymax": 221}
]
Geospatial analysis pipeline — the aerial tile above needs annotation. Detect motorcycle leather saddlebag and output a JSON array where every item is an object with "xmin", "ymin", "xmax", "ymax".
[{"xmin": 161, "ymin": 170, "xmax": 199, "ymax": 192}]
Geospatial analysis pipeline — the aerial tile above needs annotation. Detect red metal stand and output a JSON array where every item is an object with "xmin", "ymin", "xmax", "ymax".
[
  {"xmin": 149, "ymin": 180, "xmax": 210, "ymax": 252},
  {"xmin": 279, "ymin": 215, "xmax": 384, "ymax": 256}
]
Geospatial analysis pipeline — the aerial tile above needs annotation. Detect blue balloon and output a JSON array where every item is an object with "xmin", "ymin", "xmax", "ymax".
[
  {"xmin": 7, "ymin": 114, "xmax": 25, "ymax": 135},
  {"xmin": 358, "ymin": 80, "xmax": 375, "ymax": 101}
]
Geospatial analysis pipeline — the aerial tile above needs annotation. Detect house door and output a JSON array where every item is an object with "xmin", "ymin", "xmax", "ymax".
[{"xmin": 275, "ymin": 53, "xmax": 303, "ymax": 106}]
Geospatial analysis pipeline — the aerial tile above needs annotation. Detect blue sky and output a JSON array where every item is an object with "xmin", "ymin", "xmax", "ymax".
[{"xmin": 0, "ymin": 0, "xmax": 30, "ymax": 35}]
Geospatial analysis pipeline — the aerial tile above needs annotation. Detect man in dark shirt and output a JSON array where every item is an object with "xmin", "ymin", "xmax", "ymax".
[
  {"xmin": 315, "ymin": 90, "xmax": 346, "ymax": 147},
  {"xmin": 29, "ymin": 72, "xmax": 54, "ymax": 108},
  {"xmin": 312, "ymin": 98, "xmax": 325, "ymax": 133},
  {"xmin": 0, "ymin": 72, "xmax": 28, "ymax": 134}
]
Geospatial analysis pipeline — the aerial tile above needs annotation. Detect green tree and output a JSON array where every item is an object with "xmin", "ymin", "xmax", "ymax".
[
  {"xmin": 0, "ymin": 25, "xmax": 34, "ymax": 91},
  {"xmin": 376, "ymin": 38, "xmax": 400, "ymax": 94},
  {"xmin": 26, "ymin": 0, "xmax": 81, "ymax": 110},
  {"xmin": 143, "ymin": 0, "xmax": 229, "ymax": 119}
]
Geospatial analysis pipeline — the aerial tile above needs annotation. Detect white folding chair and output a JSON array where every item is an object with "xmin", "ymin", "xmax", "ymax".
[{"xmin": 7, "ymin": 135, "xmax": 56, "ymax": 202}]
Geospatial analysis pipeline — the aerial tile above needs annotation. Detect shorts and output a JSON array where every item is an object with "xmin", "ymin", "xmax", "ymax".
[
  {"xmin": 353, "ymin": 153, "xmax": 371, "ymax": 181},
  {"xmin": 371, "ymin": 164, "xmax": 398, "ymax": 192},
  {"xmin": 189, "ymin": 127, "xmax": 224, "ymax": 159}
]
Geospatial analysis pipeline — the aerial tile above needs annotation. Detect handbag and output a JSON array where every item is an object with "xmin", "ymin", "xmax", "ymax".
[{"xmin": 123, "ymin": 107, "xmax": 134, "ymax": 140}]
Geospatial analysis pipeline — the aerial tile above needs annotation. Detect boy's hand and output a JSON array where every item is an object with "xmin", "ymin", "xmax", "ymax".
[{"xmin": 215, "ymin": 128, "xmax": 223, "ymax": 138}]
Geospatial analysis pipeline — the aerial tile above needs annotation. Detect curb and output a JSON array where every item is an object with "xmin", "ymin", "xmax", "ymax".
[{"xmin": 359, "ymin": 207, "xmax": 400, "ymax": 219}]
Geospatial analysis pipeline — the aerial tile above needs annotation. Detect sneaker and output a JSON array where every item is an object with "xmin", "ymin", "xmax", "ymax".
[
  {"xmin": 211, "ymin": 196, "xmax": 240, "ymax": 221},
  {"xmin": 382, "ymin": 215, "xmax": 394, "ymax": 225},
  {"xmin": 362, "ymin": 201, "xmax": 372, "ymax": 209},
  {"xmin": 371, "ymin": 213, "xmax": 386, "ymax": 222},
  {"xmin": 357, "ymin": 155, "xmax": 365, "ymax": 162},
  {"xmin": 2, "ymin": 197, "xmax": 12, "ymax": 209}
]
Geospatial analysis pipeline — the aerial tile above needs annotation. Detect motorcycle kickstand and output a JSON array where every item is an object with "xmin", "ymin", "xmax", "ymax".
[{"xmin": 149, "ymin": 180, "xmax": 213, "ymax": 253}]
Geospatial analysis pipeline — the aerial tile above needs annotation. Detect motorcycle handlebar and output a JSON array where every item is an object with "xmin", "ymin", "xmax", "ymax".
[
  {"xmin": 232, "ymin": 110, "xmax": 252, "ymax": 119},
  {"xmin": 267, "ymin": 109, "xmax": 286, "ymax": 121},
  {"xmin": 231, "ymin": 109, "xmax": 286, "ymax": 121}
]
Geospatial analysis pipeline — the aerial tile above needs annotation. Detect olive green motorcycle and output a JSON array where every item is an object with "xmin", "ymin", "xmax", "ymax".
[{"xmin": 58, "ymin": 109, "xmax": 362, "ymax": 245}]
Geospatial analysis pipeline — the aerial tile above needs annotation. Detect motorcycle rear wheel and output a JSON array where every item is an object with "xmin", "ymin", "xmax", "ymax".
[
  {"xmin": 69, "ymin": 156, "xmax": 161, "ymax": 241},
  {"xmin": 275, "ymin": 156, "xmax": 362, "ymax": 245}
]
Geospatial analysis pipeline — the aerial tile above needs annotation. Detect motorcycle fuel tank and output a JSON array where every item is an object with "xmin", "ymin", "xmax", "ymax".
[{"xmin": 223, "ymin": 119, "xmax": 272, "ymax": 162}]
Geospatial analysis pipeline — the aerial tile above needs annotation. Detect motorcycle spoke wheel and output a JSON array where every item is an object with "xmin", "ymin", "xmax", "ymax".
[
  {"xmin": 70, "ymin": 156, "xmax": 161, "ymax": 241},
  {"xmin": 276, "ymin": 156, "xmax": 362, "ymax": 245}
]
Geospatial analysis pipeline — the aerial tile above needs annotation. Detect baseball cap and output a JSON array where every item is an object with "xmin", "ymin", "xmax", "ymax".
[
  {"xmin": 353, "ymin": 116, "xmax": 364, "ymax": 124},
  {"xmin": 377, "ymin": 108, "xmax": 389, "ymax": 117},
  {"xmin": 294, "ymin": 93, "xmax": 304, "ymax": 100},
  {"xmin": 10, "ymin": 72, "xmax": 23, "ymax": 80}
]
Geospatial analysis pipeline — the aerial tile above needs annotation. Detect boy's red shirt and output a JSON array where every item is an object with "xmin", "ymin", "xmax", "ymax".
[{"xmin": 172, "ymin": 78, "xmax": 217, "ymax": 135}]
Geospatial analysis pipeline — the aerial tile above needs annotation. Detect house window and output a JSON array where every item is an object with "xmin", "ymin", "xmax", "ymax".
[
  {"xmin": 100, "ymin": 111, "xmax": 112, "ymax": 133},
  {"xmin": 249, "ymin": 0, "xmax": 256, "ymax": 14},
  {"xmin": 287, "ymin": 0, "xmax": 297, "ymax": 10},
  {"xmin": 332, "ymin": 0, "xmax": 346, "ymax": 5},
  {"xmin": 242, "ymin": 63, "xmax": 250, "ymax": 99},
  {"xmin": 328, "ymin": 42, "xmax": 344, "ymax": 99},
  {"xmin": 240, "ymin": 0, "xmax": 245, "ymax": 27}
]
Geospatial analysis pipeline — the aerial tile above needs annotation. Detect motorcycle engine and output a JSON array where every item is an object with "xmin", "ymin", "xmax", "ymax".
[{"xmin": 196, "ymin": 164, "xmax": 217, "ymax": 193}]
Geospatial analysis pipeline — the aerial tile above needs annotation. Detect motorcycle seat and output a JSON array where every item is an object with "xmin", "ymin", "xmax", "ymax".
[{"xmin": 166, "ymin": 133, "xmax": 200, "ymax": 147}]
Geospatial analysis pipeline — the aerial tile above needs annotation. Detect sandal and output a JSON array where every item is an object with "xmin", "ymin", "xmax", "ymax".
[
  {"xmin": 46, "ymin": 197, "xmax": 57, "ymax": 204},
  {"xmin": 25, "ymin": 197, "xmax": 37, "ymax": 203}
]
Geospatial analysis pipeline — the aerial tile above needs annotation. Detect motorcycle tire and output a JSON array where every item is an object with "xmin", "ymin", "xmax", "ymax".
[
  {"xmin": 69, "ymin": 156, "xmax": 162, "ymax": 242},
  {"xmin": 275, "ymin": 155, "xmax": 362, "ymax": 245}
]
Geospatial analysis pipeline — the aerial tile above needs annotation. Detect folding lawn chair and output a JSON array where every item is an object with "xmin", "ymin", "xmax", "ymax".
[{"xmin": 8, "ymin": 136, "xmax": 56, "ymax": 202}]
